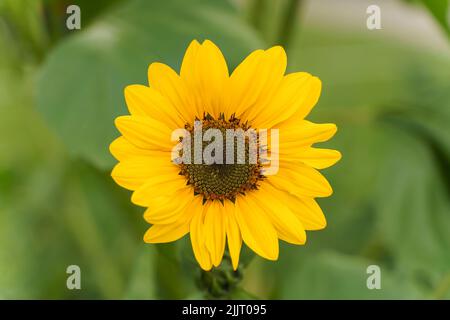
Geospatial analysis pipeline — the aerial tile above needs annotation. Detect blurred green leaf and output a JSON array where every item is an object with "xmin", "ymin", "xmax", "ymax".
[
  {"xmin": 37, "ymin": 0, "xmax": 262, "ymax": 169},
  {"xmin": 420, "ymin": 0, "xmax": 450, "ymax": 36},
  {"xmin": 0, "ymin": 16, "xmax": 68, "ymax": 298},
  {"xmin": 280, "ymin": 251, "xmax": 423, "ymax": 299},
  {"xmin": 374, "ymin": 126, "xmax": 450, "ymax": 296},
  {"xmin": 2, "ymin": 0, "xmax": 450, "ymax": 300},
  {"xmin": 123, "ymin": 246, "xmax": 157, "ymax": 299},
  {"xmin": 62, "ymin": 161, "xmax": 143, "ymax": 298},
  {"xmin": 155, "ymin": 242, "xmax": 191, "ymax": 299},
  {"xmin": 266, "ymin": 24, "xmax": 450, "ymax": 299},
  {"xmin": 0, "ymin": 0, "xmax": 50, "ymax": 60}
]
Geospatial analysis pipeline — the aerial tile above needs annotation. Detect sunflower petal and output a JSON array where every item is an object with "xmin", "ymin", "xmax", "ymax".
[
  {"xmin": 115, "ymin": 115, "xmax": 174, "ymax": 151},
  {"xmin": 143, "ymin": 222, "xmax": 189, "ymax": 243},
  {"xmin": 190, "ymin": 198, "xmax": 212, "ymax": 271},
  {"xmin": 181, "ymin": 40, "xmax": 228, "ymax": 119},
  {"xmin": 124, "ymin": 84, "xmax": 185, "ymax": 128},
  {"xmin": 280, "ymin": 193, "xmax": 327, "ymax": 230},
  {"xmin": 204, "ymin": 201, "xmax": 226, "ymax": 267},
  {"xmin": 251, "ymin": 183, "xmax": 306, "ymax": 245},
  {"xmin": 283, "ymin": 147, "xmax": 342, "ymax": 169},
  {"xmin": 269, "ymin": 163, "xmax": 333, "ymax": 198},
  {"xmin": 225, "ymin": 202, "xmax": 242, "ymax": 270},
  {"xmin": 180, "ymin": 40, "xmax": 203, "ymax": 118},
  {"xmin": 131, "ymin": 174, "xmax": 187, "ymax": 206},
  {"xmin": 235, "ymin": 195, "xmax": 279, "ymax": 260},
  {"xmin": 278, "ymin": 121, "xmax": 338, "ymax": 152},
  {"xmin": 277, "ymin": 76, "xmax": 322, "ymax": 127},
  {"xmin": 180, "ymin": 40, "xmax": 201, "ymax": 82},
  {"xmin": 143, "ymin": 187, "xmax": 193, "ymax": 224},
  {"xmin": 255, "ymin": 73, "xmax": 322, "ymax": 128},
  {"xmin": 110, "ymin": 137, "xmax": 158, "ymax": 161},
  {"xmin": 227, "ymin": 46, "xmax": 286, "ymax": 120},
  {"xmin": 239, "ymin": 46, "xmax": 287, "ymax": 123},
  {"xmin": 148, "ymin": 62, "xmax": 197, "ymax": 123},
  {"xmin": 111, "ymin": 157, "xmax": 178, "ymax": 190}
]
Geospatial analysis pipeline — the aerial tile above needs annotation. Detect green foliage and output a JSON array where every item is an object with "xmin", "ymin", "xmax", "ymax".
[
  {"xmin": 421, "ymin": 0, "xmax": 450, "ymax": 36},
  {"xmin": 259, "ymin": 24, "xmax": 450, "ymax": 300},
  {"xmin": 37, "ymin": 0, "xmax": 262, "ymax": 169},
  {"xmin": 0, "ymin": 0, "xmax": 449, "ymax": 299},
  {"xmin": 122, "ymin": 246, "xmax": 157, "ymax": 299},
  {"xmin": 281, "ymin": 251, "xmax": 423, "ymax": 299}
]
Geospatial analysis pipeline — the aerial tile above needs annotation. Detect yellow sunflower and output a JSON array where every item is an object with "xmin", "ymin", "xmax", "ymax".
[{"xmin": 110, "ymin": 39, "xmax": 341, "ymax": 271}]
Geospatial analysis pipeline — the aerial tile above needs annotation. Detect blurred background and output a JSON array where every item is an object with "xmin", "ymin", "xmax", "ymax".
[{"xmin": 0, "ymin": 0, "xmax": 449, "ymax": 299}]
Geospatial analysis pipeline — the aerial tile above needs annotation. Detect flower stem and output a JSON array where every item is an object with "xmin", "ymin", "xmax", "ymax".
[
  {"xmin": 277, "ymin": 0, "xmax": 302, "ymax": 49},
  {"xmin": 198, "ymin": 252, "xmax": 244, "ymax": 299}
]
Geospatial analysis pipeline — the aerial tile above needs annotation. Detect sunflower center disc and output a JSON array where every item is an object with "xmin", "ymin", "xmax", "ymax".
[{"xmin": 178, "ymin": 114, "xmax": 264, "ymax": 203}]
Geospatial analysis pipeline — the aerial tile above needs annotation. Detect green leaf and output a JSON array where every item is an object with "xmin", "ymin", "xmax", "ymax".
[
  {"xmin": 155, "ymin": 242, "xmax": 191, "ymax": 299},
  {"xmin": 420, "ymin": 0, "xmax": 450, "ymax": 36},
  {"xmin": 62, "ymin": 161, "xmax": 143, "ymax": 298},
  {"xmin": 37, "ymin": 0, "xmax": 262, "ymax": 169},
  {"xmin": 268, "ymin": 24, "xmax": 450, "ymax": 299},
  {"xmin": 123, "ymin": 246, "xmax": 157, "ymax": 299},
  {"xmin": 280, "ymin": 251, "xmax": 423, "ymax": 299},
  {"xmin": 374, "ymin": 126, "xmax": 450, "ymax": 296},
  {"xmin": 0, "ymin": 23, "xmax": 68, "ymax": 298}
]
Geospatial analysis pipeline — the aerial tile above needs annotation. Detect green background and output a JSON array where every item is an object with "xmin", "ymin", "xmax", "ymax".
[{"xmin": 0, "ymin": 0, "xmax": 449, "ymax": 299}]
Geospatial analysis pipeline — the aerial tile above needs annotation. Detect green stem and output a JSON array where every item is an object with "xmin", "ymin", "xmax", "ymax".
[
  {"xmin": 247, "ymin": 0, "xmax": 268, "ymax": 32},
  {"xmin": 198, "ymin": 251, "xmax": 244, "ymax": 299},
  {"xmin": 277, "ymin": 0, "xmax": 302, "ymax": 49}
]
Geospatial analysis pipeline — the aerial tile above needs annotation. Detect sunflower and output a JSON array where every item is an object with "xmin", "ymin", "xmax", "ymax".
[{"xmin": 110, "ymin": 40, "xmax": 341, "ymax": 271}]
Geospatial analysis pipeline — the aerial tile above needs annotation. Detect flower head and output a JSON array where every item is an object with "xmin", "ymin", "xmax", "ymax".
[{"xmin": 110, "ymin": 40, "xmax": 341, "ymax": 271}]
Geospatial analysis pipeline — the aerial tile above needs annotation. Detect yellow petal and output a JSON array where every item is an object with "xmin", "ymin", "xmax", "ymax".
[
  {"xmin": 204, "ymin": 201, "xmax": 226, "ymax": 267},
  {"xmin": 279, "ymin": 193, "xmax": 327, "ymax": 230},
  {"xmin": 143, "ymin": 222, "xmax": 189, "ymax": 243},
  {"xmin": 143, "ymin": 187, "xmax": 193, "ymax": 224},
  {"xmin": 180, "ymin": 40, "xmax": 204, "ymax": 118},
  {"xmin": 278, "ymin": 121, "xmax": 338, "ymax": 152},
  {"xmin": 283, "ymin": 147, "xmax": 342, "ymax": 169},
  {"xmin": 227, "ymin": 46, "xmax": 286, "ymax": 120},
  {"xmin": 254, "ymin": 73, "xmax": 321, "ymax": 128},
  {"xmin": 278, "ymin": 77, "xmax": 322, "ymax": 127},
  {"xmin": 181, "ymin": 40, "xmax": 229, "ymax": 119},
  {"xmin": 269, "ymin": 163, "xmax": 333, "ymax": 198},
  {"xmin": 131, "ymin": 174, "xmax": 187, "ymax": 207},
  {"xmin": 111, "ymin": 156, "xmax": 178, "ymax": 190},
  {"xmin": 251, "ymin": 183, "xmax": 306, "ymax": 245},
  {"xmin": 124, "ymin": 84, "xmax": 185, "ymax": 129},
  {"xmin": 235, "ymin": 195, "xmax": 279, "ymax": 260},
  {"xmin": 190, "ymin": 198, "xmax": 212, "ymax": 271},
  {"xmin": 240, "ymin": 46, "xmax": 287, "ymax": 123},
  {"xmin": 148, "ymin": 62, "xmax": 198, "ymax": 123},
  {"xmin": 180, "ymin": 40, "xmax": 201, "ymax": 81},
  {"xmin": 225, "ymin": 202, "xmax": 242, "ymax": 270},
  {"xmin": 114, "ymin": 115, "xmax": 174, "ymax": 151},
  {"xmin": 110, "ymin": 137, "xmax": 159, "ymax": 161}
]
